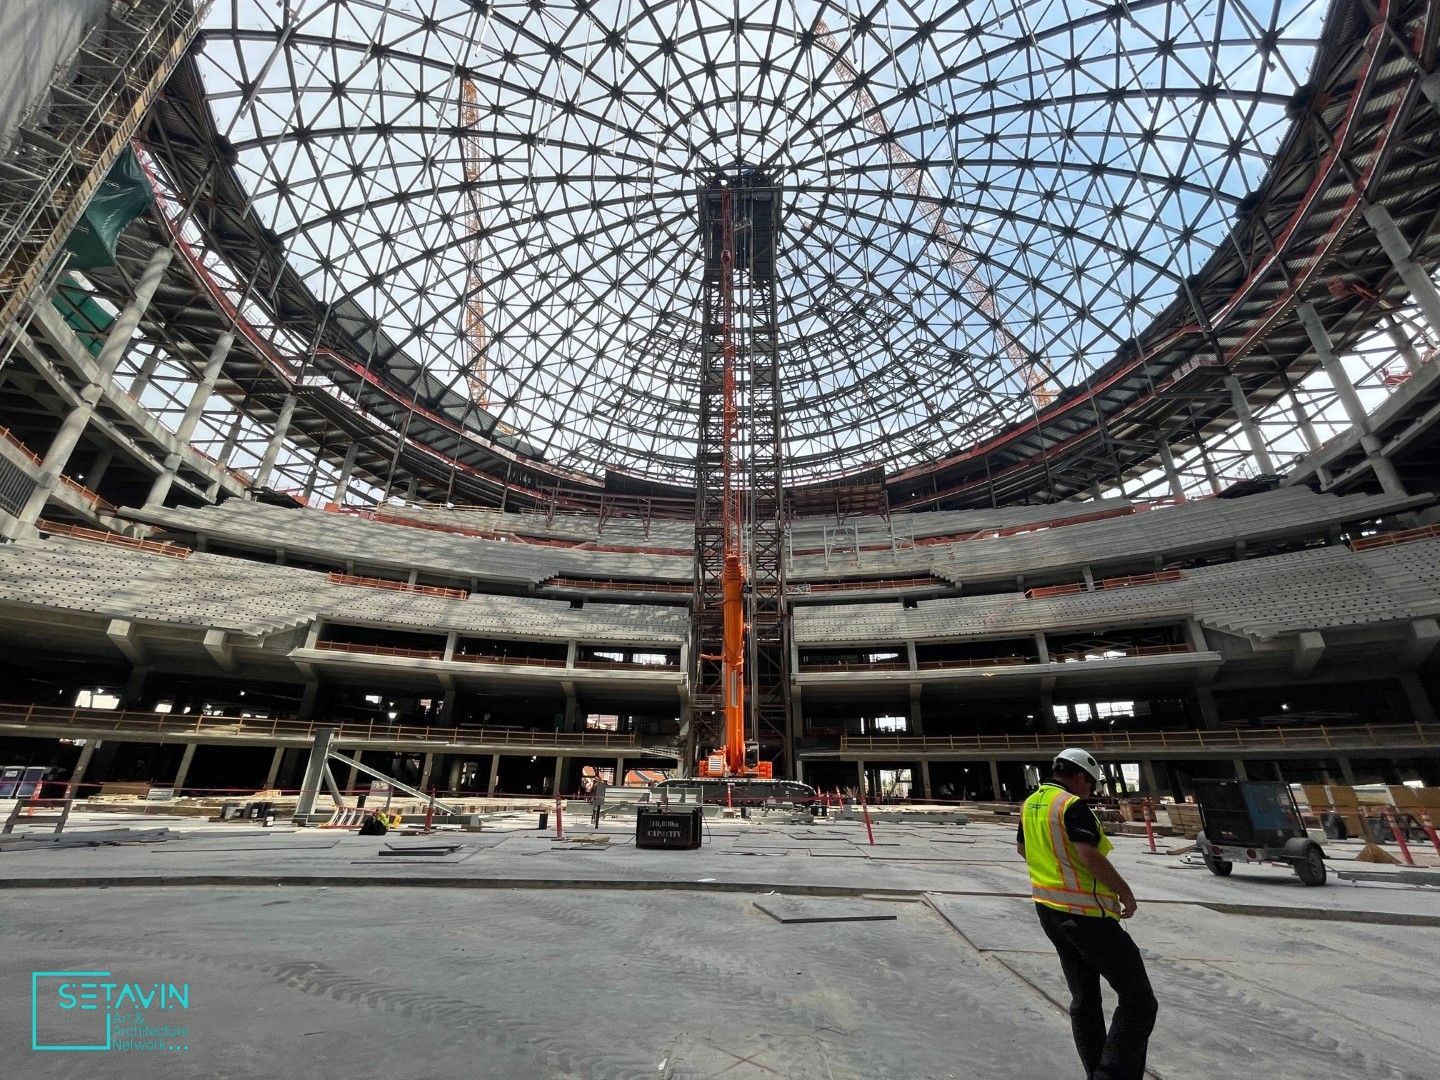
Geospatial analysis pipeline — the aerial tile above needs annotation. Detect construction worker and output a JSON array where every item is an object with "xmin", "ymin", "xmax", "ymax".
[{"xmin": 1016, "ymin": 748, "xmax": 1157, "ymax": 1080}]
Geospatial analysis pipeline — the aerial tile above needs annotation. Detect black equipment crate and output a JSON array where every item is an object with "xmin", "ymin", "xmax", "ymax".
[{"xmin": 635, "ymin": 806, "xmax": 703, "ymax": 849}]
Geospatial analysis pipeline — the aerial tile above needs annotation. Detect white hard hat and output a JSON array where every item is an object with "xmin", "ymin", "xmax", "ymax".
[{"xmin": 1053, "ymin": 747, "xmax": 1104, "ymax": 785}]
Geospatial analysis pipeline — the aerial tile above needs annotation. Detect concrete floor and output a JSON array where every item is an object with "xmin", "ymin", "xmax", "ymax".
[{"xmin": 2, "ymin": 806, "xmax": 1438, "ymax": 1079}]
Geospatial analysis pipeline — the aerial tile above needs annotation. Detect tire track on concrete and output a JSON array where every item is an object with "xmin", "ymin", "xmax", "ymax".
[
  {"xmin": 1140, "ymin": 951, "xmax": 1429, "ymax": 1080},
  {"xmin": 6, "ymin": 902, "xmax": 664, "ymax": 1080}
]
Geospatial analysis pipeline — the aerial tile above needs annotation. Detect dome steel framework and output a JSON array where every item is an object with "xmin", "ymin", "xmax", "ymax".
[{"xmin": 181, "ymin": 0, "xmax": 1332, "ymax": 488}]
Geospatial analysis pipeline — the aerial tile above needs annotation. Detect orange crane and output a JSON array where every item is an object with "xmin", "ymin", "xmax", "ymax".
[
  {"xmin": 697, "ymin": 187, "xmax": 770, "ymax": 780},
  {"xmin": 814, "ymin": 21, "xmax": 1057, "ymax": 408},
  {"xmin": 460, "ymin": 79, "xmax": 490, "ymax": 409}
]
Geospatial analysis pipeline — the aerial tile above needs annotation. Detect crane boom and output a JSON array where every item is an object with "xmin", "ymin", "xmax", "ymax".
[
  {"xmin": 460, "ymin": 79, "xmax": 490, "ymax": 409},
  {"xmin": 814, "ymin": 21, "xmax": 1057, "ymax": 407}
]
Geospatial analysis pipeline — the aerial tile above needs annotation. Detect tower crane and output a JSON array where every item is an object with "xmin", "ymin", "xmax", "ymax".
[
  {"xmin": 460, "ymin": 78, "xmax": 490, "ymax": 409},
  {"xmin": 814, "ymin": 21, "xmax": 1058, "ymax": 408},
  {"xmin": 696, "ymin": 186, "xmax": 771, "ymax": 780}
]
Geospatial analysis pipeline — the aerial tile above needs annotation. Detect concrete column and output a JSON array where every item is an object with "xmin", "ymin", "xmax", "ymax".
[
  {"xmin": 905, "ymin": 640, "xmax": 917, "ymax": 671},
  {"xmin": 13, "ymin": 248, "xmax": 177, "ymax": 531},
  {"xmin": 254, "ymin": 395, "xmax": 298, "ymax": 490},
  {"xmin": 908, "ymin": 684, "xmax": 924, "ymax": 737},
  {"xmin": 127, "ymin": 350, "xmax": 165, "ymax": 397},
  {"xmin": 1286, "ymin": 387, "xmax": 1323, "ymax": 454},
  {"xmin": 1297, "ymin": 301, "xmax": 1404, "ymax": 495},
  {"xmin": 93, "ymin": 246, "xmax": 176, "ymax": 383},
  {"xmin": 344, "ymin": 750, "xmax": 360, "ymax": 796},
  {"xmin": 1156, "ymin": 437, "xmax": 1184, "ymax": 498},
  {"xmin": 1037, "ymin": 690, "xmax": 1058, "ymax": 735},
  {"xmin": 1362, "ymin": 201, "xmax": 1440, "ymax": 337},
  {"xmin": 1398, "ymin": 673, "xmax": 1438, "ymax": 725},
  {"xmin": 264, "ymin": 747, "xmax": 285, "ymax": 790},
  {"xmin": 10, "ymin": 389, "xmax": 100, "ymax": 532},
  {"xmin": 917, "ymin": 759, "xmax": 932, "ymax": 802},
  {"xmin": 1140, "ymin": 758, "xmax": 1160, "ymax": 798},
  {"xmin": 1195, "ymin": 686, "xmax": 1221, "ymax": 730},
  {"xmin": 488, "ymin": 753, "xmax": 501, "ymax": 794},
  {"xmin": 172, "ymin": 743, "xmax": 198, "ymax": 793},
  {"xmin": 332, "ymin": 440, "xmax": 361, "ymax": 504},
  {"xmin": 84, "ymin": 446, "xmax": 116, "ymax": 489},
  {"xmin": 65, "ymin": 740, "xmax": 99, "ymax": 800},
  {"xmin": 988, "ymin": 759, "xmax": 1003, "ymax": 802},
  {"xmin": 438, "ymin": 688, "xmax": 457, "ymax": 725},
  {"xmin": 1383, "ymin": 314, "xmax": 1425, "ymax": 374},
  {"xmin": 179, "ymin": 333, "xmax": 234, "ymax": 444},
  {"xmin": 446, "ymin": 757, "xmax": 463, "ymax": 792},
  {"xmin": 615, "ymin": 757, "xmax": 626, "ymax": 784},
  {"xmin": 855, "ymin": 758, "xmax": 867, "ymax": 797},
  {"xmin": 552, "ymin": 755, "xmax": 565, "ymax": 796},
  {"xmin": 1233, "ymin": 758, "xmax": 1249, "ymax": 782},
  {"xmin": 145, "ymin": 453, "xmax": 184, "ymax": 507},
  {"xmin": 1337, "ymin": 756, "xmax": 1357, "ymax": 785},
  {"xmin": 1225, "ymin": 375, "xmax": 1276, "ymax": 475},
  {"xmin": 1196, "ymin": 439, "xmax": 1223, "ymax": 494},
  {"xmin": 119, "ymin": 667, "xmax": 148, "ymax": 709},
  {"xmin": 1034, "ymin": 633, "xmax": 1050, "ymax": 664},
  {"xmin": 298, "ymin": 681, "xmax": 320, "ymax": 721},
  {"xmin": 419, "ymin": 753, "xmax": 435, "ymax": 791},
  {"xmin": 148, "ymin": 332, "xmax": 234, "ymax": 505}
]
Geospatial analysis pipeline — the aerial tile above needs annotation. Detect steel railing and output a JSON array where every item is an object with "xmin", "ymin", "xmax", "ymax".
[
  {"xmin": 839, "ymin": 722, "xmax": 1440, "ymax": 755},
  {"xmin": 0, "ymin": 702, "xmax": 637, "ymax": 749}
]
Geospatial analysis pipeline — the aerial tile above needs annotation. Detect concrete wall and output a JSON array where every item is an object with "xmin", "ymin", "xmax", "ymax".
[{"xmin": 0, "ymin": 0, "xmax": 108, "ymax": 154}]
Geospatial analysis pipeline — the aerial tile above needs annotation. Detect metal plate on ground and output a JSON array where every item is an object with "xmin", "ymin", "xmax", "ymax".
[{"xmin": 753, "ymin": 897, "xmax": 899, "ymax": 924}]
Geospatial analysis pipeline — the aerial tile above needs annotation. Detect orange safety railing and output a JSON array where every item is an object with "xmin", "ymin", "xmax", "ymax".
[
  {"xmin": 916, "ymin": 655, "xmax": 1031, "ymax": 670},
  {"xmin": 325, "ymin": 572, "xmax": 468, "ymax": 600},
  {"xmin": 1026, "ymin": 582, "xmax": 1086, "ymax": 599},
  {"xmin": 0, "ymin": 426, "xmax": 42, "ymax": 465},
  {"xmin": 1349, "ymin": 524, "xmax": 1440, "ymax": 551},
  {"xmin": 313, "ymin": 641, "xmax": 445, "ymax": 660},
  {"xmin": 840, "ymin": 720, "xmax": 1440, "ymax": 755},
  {"xmin": 1027, "ymin": 570, "xmax": 1183, "ymax": 599},
  {"xmin": 58, "ymin": 475, "xmax": 116, "ymax": 513},
  {"xmin": 37, "ymin": 519, "xmax": 190, "ymax": 558},
  {"xmin": 797, "ymin": 660, "xmax": 912, "ymax": 673},
  {"xmin": 803, "ymin": 576, "xmax": 949, "ymax": 593},
  {"xmin": 1052, "ymin": 643, "xmax": 1195, "ymax": 662},
  {"xmin": 1100, "ymin": 569, "xmax": 1184, "ymax": 590},
  {"xmin": 452, "ymin": 652, "xmax": 568, "ymax": 668},
  {"xmin": 542, "ymin": 577, "xmax": 691, "ymax": 594}
]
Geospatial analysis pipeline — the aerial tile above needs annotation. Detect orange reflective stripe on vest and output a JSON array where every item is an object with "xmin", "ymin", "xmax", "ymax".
[{"xmin": 1022, "ymin": 784, "xmax": 1121, "ymax": 919}]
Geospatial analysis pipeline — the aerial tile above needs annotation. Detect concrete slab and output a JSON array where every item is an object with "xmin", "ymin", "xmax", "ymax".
[{"xmin": 3, "ymin": 814, "xmax": 1439, "ymax": 1079}]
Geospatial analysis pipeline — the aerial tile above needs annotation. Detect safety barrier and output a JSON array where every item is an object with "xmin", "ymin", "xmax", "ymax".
[
  {"xmin": 38, "ymin": 518, "xmax": 190, "ymax": 558},
  {"xmin": 0, "ymin": 701, "xmax": 638, "ymax": 748},
  {"xmin": 1349, "ymin": 524, "xmax": 1440, "ymax": 550},
  {"xmin": 325, "ymin": 572, "xmax": 468, "ymax": 600},
  {"xmin": 840, "ymin": 721, "xmax": 1440, "ymax": 754}
]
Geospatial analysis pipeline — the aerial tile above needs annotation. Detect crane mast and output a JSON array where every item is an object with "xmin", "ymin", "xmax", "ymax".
[{"xmin": 692, "ymin": 173, "xmax": 787, "ymax": 780}]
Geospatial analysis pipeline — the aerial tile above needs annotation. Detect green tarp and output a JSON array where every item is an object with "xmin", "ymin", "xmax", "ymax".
[
  {"xmin": 51, "ymin": 277, "xmax": 113, "ymax": 357},
  {"xmin": 62, "ymin": 146, "xmax": 153, "ymax": 269}
]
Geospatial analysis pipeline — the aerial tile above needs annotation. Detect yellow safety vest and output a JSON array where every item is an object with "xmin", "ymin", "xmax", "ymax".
[{"xmin": 1022, "ymin": 783, "xmax": 1121, "ymax": 919}]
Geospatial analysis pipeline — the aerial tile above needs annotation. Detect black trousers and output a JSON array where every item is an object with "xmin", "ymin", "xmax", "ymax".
[{"xmin": 1035, "ymin": 902, "xmax": 1157, "ymax": 1080}]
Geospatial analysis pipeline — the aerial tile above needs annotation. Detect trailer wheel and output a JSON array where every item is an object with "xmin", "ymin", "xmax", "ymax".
[
  {"xmin": 1294, "ymin": 844, "xmax": 1327, "ymax": 886},
  {"xmin": 1203, "ymin": 851, "xmax": 1232, "ymax": 876}
]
